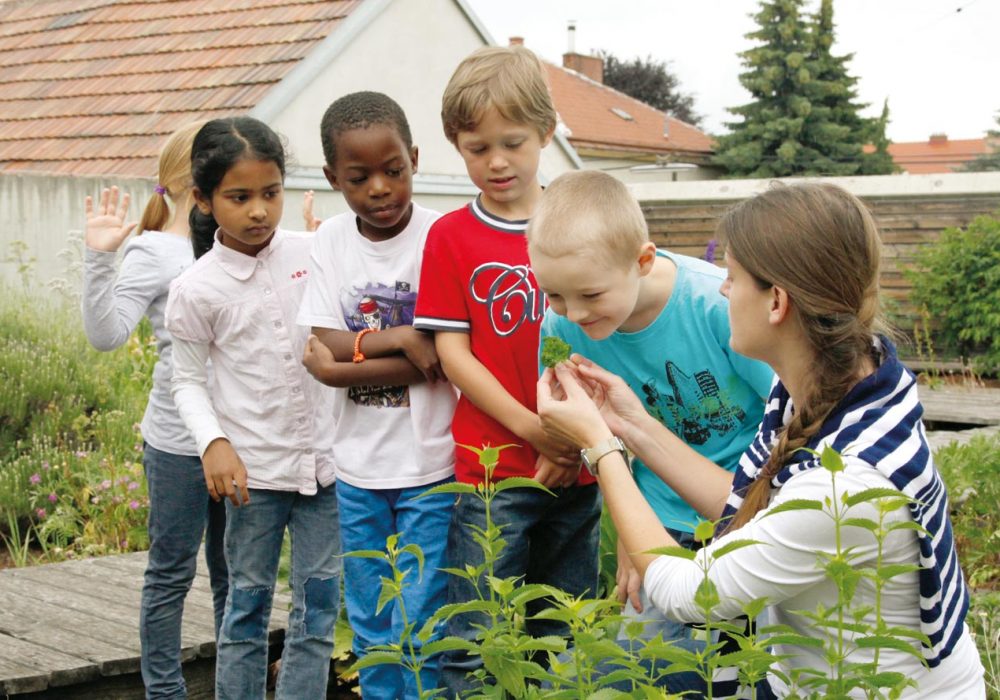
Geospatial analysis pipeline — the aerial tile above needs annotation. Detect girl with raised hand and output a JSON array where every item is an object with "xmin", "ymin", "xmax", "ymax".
[
  {"xmin": 165, "ymin": 116, "xmax": 339, "ymax": 700},
  {"xmin": 81, "ymin": 121, "xmax": 228, "ymax": 700},
  {"xmin": 537, "ymin": 182, "xmax": 985, "ymax": 698}
]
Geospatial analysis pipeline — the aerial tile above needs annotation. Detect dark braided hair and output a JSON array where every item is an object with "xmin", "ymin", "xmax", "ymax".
[
  {"xmin": 188, "ymin": 116, "xmax": 285, "ymax": 257},
  {"xmin": 320, "ymin": 91, "xmax": 413, "ymax": 167}
]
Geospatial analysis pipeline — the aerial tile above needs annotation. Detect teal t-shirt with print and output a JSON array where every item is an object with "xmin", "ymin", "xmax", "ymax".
[{"xmin": 540, "ymin": 250, "xmax": 774, "ymax": 532}]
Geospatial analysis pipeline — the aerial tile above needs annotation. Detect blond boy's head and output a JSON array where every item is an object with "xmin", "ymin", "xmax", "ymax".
[
  {"xmin": 441, "ymin": 45, "xmax": 557, "ymax": 144},
  {"xmin": 527, "ymin": 171, "xmax": 649, "ymax": 268}
]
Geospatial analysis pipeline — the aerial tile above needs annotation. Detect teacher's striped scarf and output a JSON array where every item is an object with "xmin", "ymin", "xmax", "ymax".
[{"xmin": 722, "ymin": 336, "xmax": 970, "ymax": 667}]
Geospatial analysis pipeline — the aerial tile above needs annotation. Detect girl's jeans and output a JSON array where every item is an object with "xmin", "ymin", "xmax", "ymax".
[
  {"xmin": 140, "ymin": 443, "xmax": 227, "ymax": 700},
  {"xmin": 337, "ymin": 477, "xmax": 454, "ymax": 699},
  {"xmin": 215, "ymin": 483, "xmax": 341, "ymax": 700}
]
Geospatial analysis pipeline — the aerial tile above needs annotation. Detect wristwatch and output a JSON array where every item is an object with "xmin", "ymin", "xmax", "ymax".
[{"xmin": 580, "ymin": 436, "xmax": 628, "ymax": 476}]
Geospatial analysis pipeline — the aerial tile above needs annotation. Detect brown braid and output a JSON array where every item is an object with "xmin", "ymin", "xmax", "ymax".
[{"xmin": 718, "ymin": 182, "xmax": 888, "ymax": 532}]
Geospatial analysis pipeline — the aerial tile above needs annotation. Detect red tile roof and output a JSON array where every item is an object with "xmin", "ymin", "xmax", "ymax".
[
  {"xmin": 0, "ymin": 0, "xmax": 362, "ymax": 176},
  {"xmin": 863, "ymin": 136, "xmax": 989, "ymax": 174},
  {"xmin": 544, "ymin": 62, "xmax": 714, "ymax": 163}
]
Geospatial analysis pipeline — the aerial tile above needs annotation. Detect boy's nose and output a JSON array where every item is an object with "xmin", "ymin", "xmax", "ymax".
[
  {"xmin": 567, "ymin": 305, "xmax": 589, "ymax": 323},
  {"xmin": 488, "ymin": 154, "xmax": 508, "ymax": 171},
  {"xmin": 369, "ymin": 175, "xmax": 389, "ymax": 196}
]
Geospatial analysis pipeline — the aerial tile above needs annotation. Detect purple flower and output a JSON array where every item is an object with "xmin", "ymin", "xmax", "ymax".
[
  {"xmin": 75, "ymin": 450, "xmax": 88, "ymax": 458},
  {"xmin": 99, "ymin": 479, "xmax": 112, "ymax": 491},
  {"xmin": 129, "ymin": 500, "xmax": 141, "ymax": 510},
  {"xmin": 35, "ymin": 508, "xmax": 46, "ymax": 519},
  {"xmin": 127, "ymin": 481, "xmax": 139, "ymax": 492},
  {"xmin": 29, "ymin": 473, "xmax": 41, "ymax": 484},
  {"xmin": 42, "ymin": 461, "xmax": 51, "ymax": 471},
  {"xmin": 48, "ymin": 492, "xmax": 58, "ymax": 503},
  {"xmin": 703, "ymin": 239, "xmax": 718, "ymax": 264}
]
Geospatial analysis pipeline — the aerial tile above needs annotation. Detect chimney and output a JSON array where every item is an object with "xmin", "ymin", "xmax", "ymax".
[
  {"xmin": 562, "ymin": 21, "xmax": 603, "ymax": 83},
  {"xmin": 929, "ymin": 133, "xmax": 948, "ymax": 144},
  {"xmin": 509, "ymin": 36, "xmax": 524, "ymax": 46}
]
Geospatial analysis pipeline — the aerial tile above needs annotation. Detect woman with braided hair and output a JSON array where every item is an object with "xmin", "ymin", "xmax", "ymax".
[{"xmin": 537, "ymin": 182, "xmax": 985, "ymax": 698}]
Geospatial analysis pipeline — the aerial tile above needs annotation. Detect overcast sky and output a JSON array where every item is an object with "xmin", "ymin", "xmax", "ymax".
[{"xmin": 463, "ymin": 0, "xmax": 997, "ymax": 143}]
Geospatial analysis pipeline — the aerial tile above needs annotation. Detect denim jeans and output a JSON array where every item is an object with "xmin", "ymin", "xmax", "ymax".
[
  {"xmin": 141, "ymin": 443, "xmax": 228, "ymax": 700},
  {"xmin": 337, "ymin": 477, "xmax": 454, "ymax": 699},
  {"xmin": 441, "ymin": 483, "xmax": 602, "ymax": 696},
  {"xmin": 617, "ymin": 526, "xmax": 697, "ymax": 645},
  {"xmin": 216, "ymin": 483, "xmax": 341, "ymax": 700}
]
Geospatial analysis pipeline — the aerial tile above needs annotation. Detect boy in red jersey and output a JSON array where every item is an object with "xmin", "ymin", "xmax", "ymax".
[{"xmin": 413, "ymin": 45, "xmax": 601, "ymax": 695}]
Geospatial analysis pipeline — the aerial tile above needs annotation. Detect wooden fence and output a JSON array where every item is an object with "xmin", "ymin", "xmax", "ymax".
[{"xmin": 640, "ymin": 190, "xmax": 1000, "ymax": 334}]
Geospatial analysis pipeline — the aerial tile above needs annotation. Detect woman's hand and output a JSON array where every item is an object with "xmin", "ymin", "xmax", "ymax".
[
  {"xmin": 537, "ymin": 363, "xmax": 615, "ymax": 450},
  {"xmin": 572, "ymin": 355, "xmax": 649, "ymax": 439},
  {"xmin": 534, "ymin": 453, "xmax": 581, "ymax": 488},
  {"xmin": 85, "ymin": 186, "xmax": 137, "ymax": 252}
]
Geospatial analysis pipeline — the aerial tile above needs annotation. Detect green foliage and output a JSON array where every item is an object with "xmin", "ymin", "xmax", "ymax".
[
  {"xmin": 969, "ymin": 591, "xmax": 1000, "ymax": 699},
  {"xmin": 934, "ymin": 433, "xmax": 1000, "ymax": 590},
  {"xmin": 599, "ymin": 52, "xmax": 703, "ymax": 126},
  {"xmin": 0, "ymin": 283, "xmax": 155, "ymax": 562},
  {"xmin": 539, "ymin": 336, "xmax": 571, "ymax": 368},
  {"xmin": 714, "ymin": 0, "xmax": 893, "ymax": 177},
  {"xmin": 907, "ymin": 213, "xmax": 1000, "ymax": 371}
]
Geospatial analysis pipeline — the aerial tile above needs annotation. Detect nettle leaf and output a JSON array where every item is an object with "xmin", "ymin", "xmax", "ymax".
[
  {"xmin": 417, "ymin": 481, "xmax": 477, "ymax": 497},
  {"xmin": 342, "ymin": 549, "xmax": 388, "ymax": 560},
  {"xmin": 887, "ymin": 520, "xmax": 931, "ymax": 538},
  {"xmin": 855, "ymin": 635, "xmax": 926, "ymax": 660},
  {"xmin": 763, "ymin": 499, "xmax": 824, "ymax": 517},
  {"xmin": 694, "ymin": 519, "xmax": 716, "ymax": 543},
  {"xmin": 494, "ymin": 477, "xmax": 554, "ymax": 495},
  {"xmin": 742, "ymin": 596, "xmax": 770, "ymax": 619},
  {"xmin": 764, "ymin": 632, "xmax": 825, "ymax": 648},
  {"xmin": 819, "ymin": 444, "xmax": 845, "ymax": 473},
  {"xmin": 876, "ymin": 563, "xmax": 920, "ymax": 582},
  {"xmin": 840, "ymin": 517, "xmax": 879, "ymax": 533},
  {"xmin": 421, "ymin": 637, "xmax": 479, "ymax": 656},
  {"xmin": 713, "ymin": 538, "xmax": 766, "ymax": 559},
  {"xmin": 348, "ymin": 650, "xmax": 403, "ymax": 672},
  {"xmin": 646, "ymin": 545, "xmax": 697, "ymax": 560},
  {"xmin": 509, "ymin": 583, "xmax": 559, "ymax": 608},
  {"xmin": 843, "ymin": 488, "xmax": 903, "ymax": 507}
]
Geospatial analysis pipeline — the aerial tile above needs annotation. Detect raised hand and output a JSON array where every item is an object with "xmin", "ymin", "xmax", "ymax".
[
  {"xmin": 84, "ymin": 186, "xmax": 137, "ymax": 252},
  {"xmin": 302, "ymin": 190, "xmax": 321, "ymax": 232},
  {"xmin": 572, "ymin": 355, "xmax": 647, "ymax": 437}
]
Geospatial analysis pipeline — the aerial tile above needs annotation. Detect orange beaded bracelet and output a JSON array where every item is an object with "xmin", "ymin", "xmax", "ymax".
[{"xmin": 352, "ymin": 328, "xmax": 378, "ymax": 363}]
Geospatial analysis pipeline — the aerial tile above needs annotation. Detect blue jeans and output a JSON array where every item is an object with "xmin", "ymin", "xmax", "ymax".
[
  {"xmin": 441, "ymin": 483, "xmax": 602, "ymax": 696},
  {"xmin": 337, "ymin": 478, "xmax": 454, "ymax": 699},
  {"xmin": 141, "ymin": 443, "xmax": 228, "ymax": 700},
  {"xmin": 216, "ymin": 484, "xmax": 341, "ymax": 700},
  {"xmin": 617, "ymin": 527, "xmax": 697, "ymax": 645}
]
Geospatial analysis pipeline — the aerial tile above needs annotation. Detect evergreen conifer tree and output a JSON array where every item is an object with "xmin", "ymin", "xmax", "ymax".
[
  {"xmin": 962, "ymin": 111, "xmax": 1000, "ymax": 171},
  {"xmin": 714, "ymin": 0, "xmax": 893, "ymax": 177},
  {"xmin": 861, "ymin": 99, "xmax": 897, "ymax": 175}
]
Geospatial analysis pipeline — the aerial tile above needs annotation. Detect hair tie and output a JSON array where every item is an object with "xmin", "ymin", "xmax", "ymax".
[{"xmin": 154, "ymin": 185, "xmax": 167, "ymax": 195}]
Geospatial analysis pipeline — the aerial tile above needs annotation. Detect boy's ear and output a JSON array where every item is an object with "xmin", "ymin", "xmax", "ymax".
[
  {"xmin": 192, "ymin": 187, "xmax": 212, "ymax": 215},
  {"xmin": 322, "ymin": 164, "xmax": 341, "ymax": 192},
  {"xmin": 409, "ymin": 146, "xmax": 419, "ymax": 175},
  {"xmin": 540, "ymin": 126, "xmax": 555, "ymax": 149},
  {"xmin": 636, "ymin": 242, "xmax": 657, "ymax": 276}
]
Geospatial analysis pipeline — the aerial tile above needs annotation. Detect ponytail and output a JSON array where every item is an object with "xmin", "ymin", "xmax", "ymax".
[{"xmin": 138, "ymin": 185, "xmax": 171, "ymax": 234}]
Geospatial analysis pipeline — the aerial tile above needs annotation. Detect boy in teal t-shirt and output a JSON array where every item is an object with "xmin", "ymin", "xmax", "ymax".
[{"xmin": 528, "ymin": 171, "xmax": 773, "ymax": 640}]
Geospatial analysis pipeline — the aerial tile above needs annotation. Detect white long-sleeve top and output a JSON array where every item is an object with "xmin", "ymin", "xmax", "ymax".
[
  {"xmin": 165, "ymin": 230, "xmax": 335, "ymax": 494},
  {"xmin": 644, "ymin": 460, "xmax": 985, "ymax": 698},
  {"xmin": 81, "ymin": 231, "xmax": 197, "ymax": 455}
]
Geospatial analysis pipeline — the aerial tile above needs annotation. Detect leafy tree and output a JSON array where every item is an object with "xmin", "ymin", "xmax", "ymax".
[
  {"xmin": 962, "ymin": 111, "xmax": 1000, "ymax": 171},
  {"xmin": 600, "ymin": 52, "xmax": 702, "ymax": 126},
  {"xmin": 714, "ymin": 0, "xmax": 892, "ymax": 177}
]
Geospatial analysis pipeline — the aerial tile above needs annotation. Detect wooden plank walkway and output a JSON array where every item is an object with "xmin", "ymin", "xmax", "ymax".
[
  {"xmin": 0, "ymin": 550, "xmax": 290, "ymax": 697},
  {"xmin": 917, "ymin": 385, "xmax": 1000, "ymax": 426}
]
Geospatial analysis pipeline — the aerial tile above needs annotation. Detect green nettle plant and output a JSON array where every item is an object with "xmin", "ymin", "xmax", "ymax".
[{"xmin": 354, "ymin": 444, "xmax": 945, "ymax": 699}]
